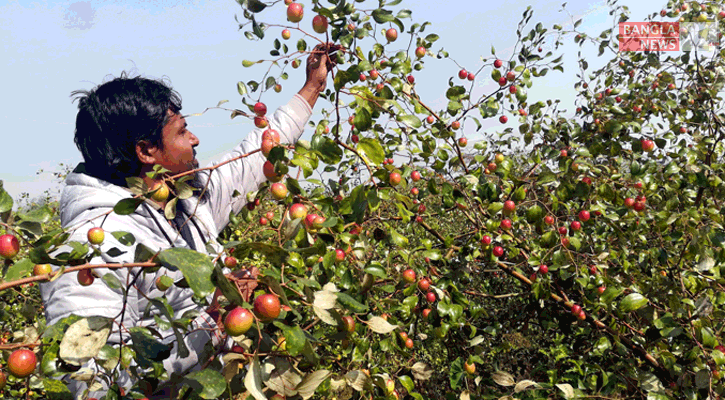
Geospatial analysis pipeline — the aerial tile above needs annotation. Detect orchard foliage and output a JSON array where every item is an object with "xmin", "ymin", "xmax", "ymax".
[{"xmin": 2, "ymin": 0, "xmax": 725, "ymax": 399}]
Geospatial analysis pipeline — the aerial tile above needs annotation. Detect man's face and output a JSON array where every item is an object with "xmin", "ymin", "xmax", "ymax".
[{"xmin": 156, "ymin": 112, "xmax": 200, "ymax": 174}]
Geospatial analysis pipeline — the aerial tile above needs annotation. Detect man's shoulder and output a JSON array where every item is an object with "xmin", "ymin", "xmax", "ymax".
[{"xmin": 60, "ymin": 190, "xmax": 173, "ymax": 252}]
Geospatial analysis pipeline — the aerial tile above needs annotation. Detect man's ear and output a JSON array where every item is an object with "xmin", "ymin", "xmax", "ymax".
[{"xmin": 136, "ymin": 140, "xmax": 161, "ymax": 165}]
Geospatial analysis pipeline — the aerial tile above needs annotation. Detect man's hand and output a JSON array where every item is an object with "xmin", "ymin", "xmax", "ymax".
[
  {"xmin": 205, "ymin": 267, "xmax": 259, "ymax": 325},
  {"xmin": 298, "ymin": 42, "xmax": 342, "ymax": 108}
]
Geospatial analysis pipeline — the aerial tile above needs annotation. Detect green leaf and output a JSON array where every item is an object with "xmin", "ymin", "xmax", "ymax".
[
  {"xmin": 398, "ymin": 375, "xmax": 415, "ymax": 392},
  {"xmin": 43, "ymin": 314, "xmax": 83, "ymax": 343},
  {"xmin": 113, "ymin": 198, "xmax": 144, "ymax": 215},
  {"xmin": 575, "ymin": 148, "xmax": 591, "ymax": 158},
  {"xmin": 619, "ymin": 293, "xmax": 648, "ymax": 313},
  {"xmin": 604, "ymin": 120, "xmax": 623, "ymax": 134},
  {"xmin": 310, "ymin": 134, "xmax": 343, "ymax": 164},
  {"xmin": 447, "ymin": 100, "xmax": 462, "ymax": 114},
  {"xmin": 610, "ymin": 106, "xmax": 626, "ymax": 115},
  {"xmin": 449, "ymin": 357, "xmax": 464, "ymax": 389},
  {"xmin": 396, "ymin": 9, "xmax": 412, "ymax": 18},
  {"xmin": 488, "ymin": 202, "xmax": 503, "ymax": 213},
  {"xmin": 265, "ymin": 76, "xmax": 277, "ymax": 91},
  {"xmin": 341, "ymin": 185, "xmax": 369, "ymax": 223},
  {"xmin": 421, "ymin": 249, "xmax": 441, "ymax": 260},
  {"xmin": 4, "ymin": 258, "xmax": 34, "ymax": 281},
  {"xmin": 237, "ymin": 242, "xmax": 289, "ymax": 267},
  {"xmin": 174, "ymin": 181, "xmax": 195, "ymax": 200},
  {"xmin": 148, "ymin": 298, "xmax": 189, "ymax": 358},
  {"xmin": 397, "ymin": 114, "xmax": 422, "ymax": 128},
  {"xmin": 336, "ymin": 292, "xmax": 368, "ymax": 313},
  {"xmin": 252, "ymin": 18, "xmax": 264, "ymax": 39},
  {"xmin": 593, "ymin": 336, "xmax": 611, "ymax": 355},
  {"xmin": 437, "ymin": 302, "xmax": 463, "ymax": 322},
  {"xmin": 357, "ymin": 138, "xmax": 385, "ymax": 165},
  {"xmin": 353, "ymin": 107, "xmax": 372, "ymax": 131},
  {"xmin": 701, "ymin": 327, "xmax": 717, "ymax": 348},
  {"xmin": 101, "ymin": 273, "xmax": 123, "ymax": 291},
  {"xmin": 389, "ymin": 229, "xmax": 409, "ymax": 247},
  {"xmin": 237, "ymin": 81, "xmax": 248, "ymax": 96},
  {"xmin": 282, "ymin": 325, "xmax": 307, "ymax": 356},
  {"xmin": 601, "ymin": 287, "xmax": 623, "ymax": 304},
  {"xmin": 128, "ymin": 327, "xmax": 173, "ymax": 368},
  {"xmin": 713, "ymin": 350, "xmax": 725, "ymax": 366},
  {"xmin": 41, "ymin": 342, "xmax": 62, "ymax": 377},
  {"xmin": 156, "ymin": 248, "xmax": 215, "ymax": 298},
  {"xmin": 364, "ymin": 263, "xmax": 387, "ymax": 279},
  {"xmin": 372, "ymin": 8, "xmax": 395, "ymax": 23},
  {"xmin": 43, "ymin": 379, "xmax": 73, "ymax": 400},
  {"xmin": 211, "ymin": 264, "xmax": 246, "ymax": 307},
  {"xmin": 134, "ymin": 243, "xmax": 155, "ymax": 262},
  {"xmin": 18, "ymin": 205, "xmax": 52, "ymax": 223},
  {"xmin": 334, "ymin": 70, "xmax": 351, "ymax": 92},
  {"xmin": 446, "ymin": 86, "xmax": 466, "ymax": 101},
  {"xmin": 537, "ymin": 170, "xmax": 557, "ymax": 184},
  {"xmin": 0, "ymin": 187, "xmax": 13, "ymax": 213},
  {"xmin": 245, "ymin": 0, "xmax": 267, "ymax": 13},
  {"xmin": 111, "ymin": 231, "xmax": 135, "ymax": 246},
  {"xmin": 184, "ymin": 369, "xmax": 227, "ymax": 399},
  {"xmin": 260, "ymin": 276, "xmax": 293, "ymax": 314}
]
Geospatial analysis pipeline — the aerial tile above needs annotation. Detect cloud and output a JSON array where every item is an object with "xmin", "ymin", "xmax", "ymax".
[{"xmin": 64, "ymin": 1, "xmax": 95, "ymax": 30}]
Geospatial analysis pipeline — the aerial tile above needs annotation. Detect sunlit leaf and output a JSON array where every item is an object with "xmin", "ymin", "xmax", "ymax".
[
  {"xmin": 367, "ymin": 316, "xmax": 398, "ymax": 334},
  {"xmin": 59, "ymin": 317, "xmax": 112, "ymax": 366}
]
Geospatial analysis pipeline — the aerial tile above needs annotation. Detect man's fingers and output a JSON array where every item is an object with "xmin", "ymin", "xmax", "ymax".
[{"xmin": 305, "ymin": 43, "xmax": 343, "ymax": 75}]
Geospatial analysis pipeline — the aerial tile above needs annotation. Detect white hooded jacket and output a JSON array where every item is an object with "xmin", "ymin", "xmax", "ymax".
[{"xmin": 40, "ymin": 94, "xmax": 313, "ymax": 398}]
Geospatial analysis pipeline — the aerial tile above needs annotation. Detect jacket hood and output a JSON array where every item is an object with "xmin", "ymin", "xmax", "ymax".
[{"xmin": 60, "ymin": 164, "xmax": 155, "ymax": 227}]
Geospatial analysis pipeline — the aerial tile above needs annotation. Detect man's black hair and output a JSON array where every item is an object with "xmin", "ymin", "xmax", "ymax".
[{"xmin": 71, "ymin": 72, "xmax": 183, "ymax": 186}]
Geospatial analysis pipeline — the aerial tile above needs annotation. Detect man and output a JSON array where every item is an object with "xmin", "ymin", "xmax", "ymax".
[{"xmin": 40, "ymin": 44, "xmax": 337, "ymax": 399}]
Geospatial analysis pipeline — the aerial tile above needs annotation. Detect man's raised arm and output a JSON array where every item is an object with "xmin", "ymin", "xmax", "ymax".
[{"xmin": 200, "ymin": 43, "xmax": 339, "ymax": 234}]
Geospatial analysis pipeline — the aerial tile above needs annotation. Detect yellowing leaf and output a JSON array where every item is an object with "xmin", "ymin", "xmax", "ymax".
[
  {"xmin": 330, "ymin": 376, "xmax": 347, "ymax": 392},
  {"xmin": 313, "ymin": 289, "xmax": 338, "ymax": 310},
  {"xmin": 263, "ymin": 357, "xmax": 302, "ymax": 397},
  {"xmin": 244, "ymin": 356, "xmax": 266, "ymax": 400},
  {"xmin": 345, "ymin": 370, "xmax": 372, "ymax": 391},
  {"xmin": 296, "ymin": 370, "xmax": 331, "ymax": 399},
  {"xmin": 492, "ymin": 371, "xmax": 515, "ymax": 387},
  {"xmin": 313, "ymin": 305, "xmax": 340, "ymax": 325},
  {"xmin": 514, "ymin": 379, "xmax": 540, "ymax": 392},
  {"xmin": 59, "ymin": 317, "xmax": 112, "ymax": 366},
  {"xmin": 367, "ymin": 316, "xmax": 399, "ymax": 334},
  {"xmin": 556, "ymin": 383, "xmax": 575, "ymax": 398},
  {"xmin": 411, "ymin": 362, "xmax": 433, "ymax": 380}
]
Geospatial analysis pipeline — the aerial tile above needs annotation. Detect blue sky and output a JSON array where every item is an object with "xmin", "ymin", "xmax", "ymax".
[{"xmin": 0, "ymin": 0, "xmax": 658, "ymax": 205}]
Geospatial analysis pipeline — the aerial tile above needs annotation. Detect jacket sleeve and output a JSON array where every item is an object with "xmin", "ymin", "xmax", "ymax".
[
  {"xmin": 199, "ymin": 94, "xmax": 313, "ymax": 235},
  {"xmin": 41, "ymin": 221, "xmax": 226, "ymax": 397}
]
